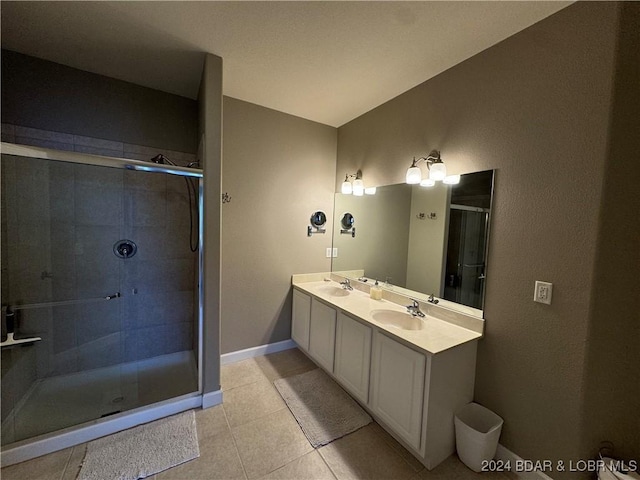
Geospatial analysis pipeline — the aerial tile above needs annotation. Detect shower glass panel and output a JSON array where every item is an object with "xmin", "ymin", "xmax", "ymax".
[
  {"xmin": 1, "ymin": 153, "xmax": 200, "ymax": 446},
  {"xmin": 443, "ymin": 207, "xmax": 489, "ymax": 310}
]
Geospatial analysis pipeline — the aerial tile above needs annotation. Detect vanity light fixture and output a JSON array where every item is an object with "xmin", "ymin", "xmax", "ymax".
[
  {"xmin": 406, "ymin": 150, "xmax": 460, "ymax": 186},
  {"xmin": 341, "ymin": 170, "xmax": 375, "ymax": 196},
  {"xmin": 341, "ymin": 174, "xmax": 354, "ymax": 194}
]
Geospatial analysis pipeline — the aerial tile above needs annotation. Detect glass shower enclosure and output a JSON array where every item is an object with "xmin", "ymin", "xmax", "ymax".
[{"xmin": 1, "ymin": 145, "xmax": 202, "ymax": 450}]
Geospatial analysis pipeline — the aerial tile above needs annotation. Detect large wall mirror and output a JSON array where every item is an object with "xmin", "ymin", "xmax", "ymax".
[{"xmin": 332, "ymin": 170, "xmax": 494, "ymax": 317}]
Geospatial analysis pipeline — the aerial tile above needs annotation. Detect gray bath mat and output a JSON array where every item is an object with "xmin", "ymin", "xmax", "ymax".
[
  {"xmin": 78, "ymin": 410, "xmax": 199, "ymax": 480},
  {"xmin": 274, "ymin": 368, "xmax": 372, "ymax": 447}
]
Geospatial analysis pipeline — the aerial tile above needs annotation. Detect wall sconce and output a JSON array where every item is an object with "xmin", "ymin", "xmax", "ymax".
[
  {"xmin": 341, "ymin": 170, "xmax": 375, "ymax": 196},
  {"xmin": 405, "ymin": 150, "xmax": 460, "ymax": 186}
]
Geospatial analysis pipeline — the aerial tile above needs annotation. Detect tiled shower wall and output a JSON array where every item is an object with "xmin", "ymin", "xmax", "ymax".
[
  {"xmin": 1, "ymin": 126, "xmax": 199, "ymax": 421},
  {"xmin": 1, "ymin": 124, "xmax": 197, "ymax": 165}
]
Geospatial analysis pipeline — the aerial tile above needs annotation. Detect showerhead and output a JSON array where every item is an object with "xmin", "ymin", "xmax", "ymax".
[
  {"xmin": 151, "ymin": 154, "xmax": 173, "ymax": 165},
  {"xmin": 149, "ymin": 153, "xmax": 200, "ymax": 252}
]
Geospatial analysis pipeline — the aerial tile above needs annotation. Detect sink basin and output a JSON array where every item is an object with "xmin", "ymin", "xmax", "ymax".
[
  {"xmin": 370, "ymin": 309, "xmax": 424, "ymax": 330},
  {"xmin": 316, "ymin": 285, "xmax": 350, "ymax": 297}
]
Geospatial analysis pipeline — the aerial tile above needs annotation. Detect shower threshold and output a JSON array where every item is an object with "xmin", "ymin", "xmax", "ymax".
[{"xmin": 1, "ymin": 350, "xmax": 198, "ymax": 447}]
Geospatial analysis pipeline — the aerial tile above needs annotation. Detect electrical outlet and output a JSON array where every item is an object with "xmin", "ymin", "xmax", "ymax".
[
  {"xmin": 332, "ymin": 248, "xmax": 338, "ymax": 258},
  {"xmin": 534, "ymin": 281, "xmax": 553, "ymax": 305},
  {"xmin": 325, "ymin": 248, "xmax": 332, "ymax": 258}
]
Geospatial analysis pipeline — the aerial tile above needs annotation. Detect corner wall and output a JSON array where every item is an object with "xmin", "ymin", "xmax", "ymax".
[
  {"xmin": 199, "ymin": 54, "xmax": 223, "ymax": 395},
  {"xmin": 580, "ymin": 1, "xmax": 640, "ymax": 464},
  {"xmin": 336, "ymin": 3, "xmax": 622, "ymax": 476},
  {"xmin": 221, "ymin": 97, "xmax": 337, "ymax": 354}
]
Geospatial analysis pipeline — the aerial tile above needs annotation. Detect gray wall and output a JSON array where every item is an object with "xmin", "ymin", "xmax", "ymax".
[
  {"xmin": 221, "ymin": 97, "xmax": 336, "ymax": 354},
  {"xmin": 1, "ymin": 50, "xmax": 198, "ymax": 154},
  {"xmin": 199, "ymin": 53, "xmax": 223, "ymax": 395},
  {"xmin": 337, "ymin": 3, "xmax": 636, "ymax": 475},
  {"xmin": 579, "ymin": 1, "xmax": 640, "ymax": 464}
]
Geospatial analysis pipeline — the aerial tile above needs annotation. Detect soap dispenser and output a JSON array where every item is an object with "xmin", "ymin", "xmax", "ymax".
[{"xmin": 370, "ymin": 280, "xmax": 383, "ymax": 300}]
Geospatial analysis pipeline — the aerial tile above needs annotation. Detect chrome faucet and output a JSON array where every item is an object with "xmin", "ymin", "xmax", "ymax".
[
  {"xmin": 340, "ymin": 279, "xmax": 353, "ymax": 291},
  {"xmin": 428, "ymin": 294, "xmax": 439, "ymax": 304},
  {"xmin": 406, "ymin": 299, "xmax": 425, "ymax": 317}
]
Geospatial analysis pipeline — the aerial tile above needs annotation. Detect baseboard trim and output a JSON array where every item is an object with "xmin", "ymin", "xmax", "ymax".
[
  {"xmin": 495, "ymin": 444, "xmax": 555, "ymax": 480},
  {"xmin": 220, "ymin": 339, "xmax": 296, "ymax": 365},
  {"xmin": 201, "ymin": 389, "xmax": 223, "ymax": 409}
]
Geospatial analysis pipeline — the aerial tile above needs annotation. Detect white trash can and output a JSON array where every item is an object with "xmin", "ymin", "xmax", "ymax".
[
  {"xmin": 454, "ymin": 402, "xmax": 504, "ymax": 472},
  {"xmin": 598, "ymin": 457, "xmax": 640, "ymax": 480}
]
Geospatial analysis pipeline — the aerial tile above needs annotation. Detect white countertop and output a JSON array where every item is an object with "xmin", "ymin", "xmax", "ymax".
[{"xmin": 292, "ymin": 277, "xmax": 482, "ymax": 355}]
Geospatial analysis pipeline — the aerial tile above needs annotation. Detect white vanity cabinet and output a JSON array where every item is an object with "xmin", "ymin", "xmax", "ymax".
[
  {"xmin": 292, "ymin": 289, "xmax": 311, "ymax": 351},
  {"xmin": 308, "ymin": 298, "xmax": 337, "ymax": 372},
  {"xmin": 370, "ymin": 330, "xmax": 425, "ymax": 451},
  {"xmin": 290, "ymin": 281, "xmax": 479, "ymax": 470},
  {"xmin": 334, "ymin": 312, "xmax": 372, "ymax": 404}
]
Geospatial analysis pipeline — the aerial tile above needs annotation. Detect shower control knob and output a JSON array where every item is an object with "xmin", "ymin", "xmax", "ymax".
[{"xmin": 113, "ymin": 240, "xmax": 137, "ymax": 259}]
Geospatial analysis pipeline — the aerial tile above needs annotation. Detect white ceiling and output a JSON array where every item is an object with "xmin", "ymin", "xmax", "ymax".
[{"xmin": 1, "ymin": 1, "xmax": 571, "ymax": 127}]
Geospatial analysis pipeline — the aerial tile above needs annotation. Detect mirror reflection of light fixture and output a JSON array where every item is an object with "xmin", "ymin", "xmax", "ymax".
[
  {"xmin": 406, "ymin": 150, "xmax": 460, "ymax": 186},
  {"xmin": 443, "ymin": 174, "xmax": 461, "ymax": 185},
  {"xmin": 420, "ymin": 178, "xmax": 435, "ymax": 187},
  {"xmin": 341, "ymin": 170, "xmax": 375, "ymax": 195}
]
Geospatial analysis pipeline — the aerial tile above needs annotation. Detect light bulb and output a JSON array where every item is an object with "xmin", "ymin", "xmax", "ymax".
[
  {"xmin": 429, "ymin": 162, "xmax": 447, "ymax": 181},
  {"xmin": 341, "ymin": 180, "xmax": 352, "ymax": 194},
  {"xmin": 352, "ymin": 179, "xmax": 364, "ymax": 196},
  {"xmin": 364, "ymin": 186, "xmax": 376, "ymax": 195},
  {"xmin": 406, "ymin": 166, "xmax": 422, "ymax": 184}
]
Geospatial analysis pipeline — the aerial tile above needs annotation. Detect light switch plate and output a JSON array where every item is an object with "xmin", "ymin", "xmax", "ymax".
[
  {"xmin": 534, "ymin": 281, "xmax": 553, "ymax": 305},
  {"xmin": 325, "ymin": 248, "xmax": 332, "ymax": 258},
  {"xmin": 332, "ymin": 248, "xmax": 338, "ymax": 258}
]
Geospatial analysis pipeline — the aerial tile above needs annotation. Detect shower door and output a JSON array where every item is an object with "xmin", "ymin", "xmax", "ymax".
[
  {"xmin": 443, "ymin": 206, "xmax": 489, "ymax": 310},
  {"xmin": 1, "ymin": 152, "xmax": 200, "ymax": 446}
]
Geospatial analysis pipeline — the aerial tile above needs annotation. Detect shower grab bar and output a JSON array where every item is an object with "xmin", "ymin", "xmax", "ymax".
[{"xmin": 8, "ymin": 292, "xmax": 121, "ymax": 311}]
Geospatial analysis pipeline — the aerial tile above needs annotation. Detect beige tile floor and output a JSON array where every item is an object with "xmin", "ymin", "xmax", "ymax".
[{"xmin": 1, "ymin": 348, "xmax": 517, "ymax": 480}]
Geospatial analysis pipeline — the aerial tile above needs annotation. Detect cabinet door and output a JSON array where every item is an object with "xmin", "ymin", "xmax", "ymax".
[
  {"xmin": 308, "ymin": 298, "xmax": 337, "ymax": 372},
  {"xmin": 370, "ymin": 331, "xmax": 425, "ymax": 450},
  {"xmin": 335, "ymin": 312, "xmax": 372, "ymax": 404},
  {"xmin": 292, "ymin": 289, "xmax": 311, "ymax": 351}
]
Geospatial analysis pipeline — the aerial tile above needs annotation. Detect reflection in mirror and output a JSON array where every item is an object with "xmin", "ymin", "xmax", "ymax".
[
  {"xmin": 340, "ymin": 213, "xmax": 354, "ymax": 230},
  {"xmin": 332, "ymin": 170, "xmax": 494, "ymax": 316}
]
